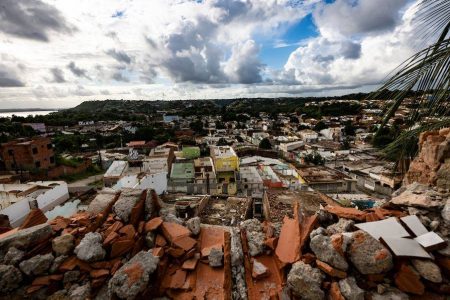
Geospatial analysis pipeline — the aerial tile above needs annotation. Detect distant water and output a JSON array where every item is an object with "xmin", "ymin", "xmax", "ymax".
[{"xmin": 0, "ymin": 110, "xmax": 56, "ymax": 118}]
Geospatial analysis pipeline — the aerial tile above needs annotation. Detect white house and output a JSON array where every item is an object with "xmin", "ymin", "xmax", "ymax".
[{"xmin": 0, "ymin": 181, "xmax": 69, "ymax": 227}]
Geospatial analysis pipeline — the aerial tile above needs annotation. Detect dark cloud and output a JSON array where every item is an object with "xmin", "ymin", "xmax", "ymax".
[
  {"xmin": 106, "ymin": 49, "xmax": 132, "ymax": 64},
  {"xmin": 0, "ymin": 64, "xmax": 25, "ymax": 87},
  {"xmin": 112, "ymin": 72, "xmax": 129, "ymax": 82},
  {"xmin": 0, "ymin": 0, "xmax": 75, "ymax": 42},
  {"xmin": 49, "ymin": 67, "xmax": 66, "ymax": 83},
  {"xmin": 67, "ymin": 62, "xmax": 90, "ymax": 79},
  {"xmin": 314, "ymin": 0, "xmax": 408, "ymax": 36},
  {"xmin": 340, "ymin": 41, "xmax": 361, "ymax": 59}
]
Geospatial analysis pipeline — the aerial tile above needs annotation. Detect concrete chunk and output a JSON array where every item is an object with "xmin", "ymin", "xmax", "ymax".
[{"xmin": 0, "ymin": 223, "xmax": 52, "ymax": 252}]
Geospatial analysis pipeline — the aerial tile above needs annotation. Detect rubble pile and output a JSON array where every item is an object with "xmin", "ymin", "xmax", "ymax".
[{"xmin": 0, "ymin": 189, "xmax": 231, "ymax": 299}]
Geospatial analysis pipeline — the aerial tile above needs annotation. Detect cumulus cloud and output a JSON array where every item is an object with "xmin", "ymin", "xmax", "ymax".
[
  {"xmin": 67, "ymin": 62, "xmax": 90, "ymax": 80},
  {"xmin": 225, "ymin": 40, "xmax": 264, "ymax": 84},
  {"xmin": 49, "ymin": 68, "xmax": 66, "ymax": 83},
  {"xmin": 0, "ymin": 0, "xmax": 75, "ymax": 42},
  {"xmin": 0, "ymin": 64, "xmax": 25, "ymax": 87},
  {"xmin": 280, "ymin": 0, "xmax": 418, "ymax": 89}
]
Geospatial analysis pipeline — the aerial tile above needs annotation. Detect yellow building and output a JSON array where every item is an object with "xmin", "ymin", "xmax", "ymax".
[{"xmin": 210, "ymin": 146, "xmax": 239, "ymax": 195}]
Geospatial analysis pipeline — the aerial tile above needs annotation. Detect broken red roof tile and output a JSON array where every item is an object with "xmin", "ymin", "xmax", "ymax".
[
  {"xmin": 275, "ymin": 216, "xmax": 301, "ymax": 264},
  {"xmin": 111, "ymin": 239, "xmax": 134, "ymax": 258},
  {"xmin": 316, "ymin": 260, "xmax": 347, "ymax": 279},
  {"xmin": 123, "ymin": 262, "xmax": 145, "ymax": 287},
  {"xmin": 173, "ymin": 236, "xmax": 197, "ymax": 252},
  {"xmin": 394, "ymin": 263, "xmax": 425, "ymax": 295},
  {"xmin": 130, "ymin": 193, "xmax": 145, "ymax": 227},
  {"xmin": 301, "ymin": 253, "xmax": 316, "ymax": 265},
  {"xmin": 329, "ymin": 282, "xmax": 345, "ymax": 300},
  {"xmin": 138, "ymin": 221, "xmax": 145, "ymax": 234},
  {"xmin": 19, "ymin": 209, "xmax": 48, "ymax": 230},
  {"xmin": 91, "ymin": 277, "xmax": 108, "ymax": 289},
  {"xmin": 182, "ymin": 255, "xmax": 199, "ymax": 270},
  {"xmin": 49, "ymin": 215, "xmax": 70, "ymax": 229},
  {"xmin": 103, "ymin": 231, "xmax": 119, "ymax": 246},
  {"xmin": 264, "ymin": 237, "xmax": 278, "ymax": 251},
  {"xmin": 58, "ymin": 256, "xmax": 78, "ymax": 272},
  {"xmin": 169, "ymin": 269, "xmax": 187, "ymax": 289},
  {"xmin": 167, "ymin": 247, "xmax": 186, "ymax": 258},
  {"xmin": 365, "ymin": 212, "xmax": 381, "ymax": 222},
  {"xmin": 145, "ymin": 217, "xmax": 163, "ymax": 232},
  {"xmin": 90, "ymin": 269, "xmax": 109, "ymax": 278},
  {"xmin": 156, "ymin": 234, "xmax": 167, "ymax": 247},
  {"xmin": 161, "ymin": 222, "xmax": 191, "ymax": 243},
  {"xmin": 152, "ymin": 247, "xmax": 165, "ymax": 257},
  {"xmin": 325, "ymin": 205, "xmax": 367, "ymax": 221},
  {"xmin": 299, "ymin": 214, "xmax": 318, "ymax": 252},
  {"xmin": 104, "ymin": 221, "xmax": 124, "ymax": 237},
  {"xmin": 111, "ymin": 260, "xmax": 122, "ymax": 275},
  {"xmin": 119, "ymin": 224, "xmax": 136, "ymax": 240},
  {"xmin": 26, "ymin": 285, "xmax": 44, "ymax": 294},
  {"xmin": 31, "ymin": 274, "xmax": 63, "ymax": 286},
  {"xmin": 245, "ymin": 254, "xmax": 284, "ymax": 300}
]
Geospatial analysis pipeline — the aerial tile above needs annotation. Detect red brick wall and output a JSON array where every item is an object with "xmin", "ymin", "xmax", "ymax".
[{"xmin": 0, "ymin": 137, "xmax": 55, "ymax": 171}]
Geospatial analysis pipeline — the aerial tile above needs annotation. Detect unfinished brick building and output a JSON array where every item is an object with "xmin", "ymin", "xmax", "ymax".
[{"xmin": 0, "ymin": 137, "xmax": 55, "ymax": 171}]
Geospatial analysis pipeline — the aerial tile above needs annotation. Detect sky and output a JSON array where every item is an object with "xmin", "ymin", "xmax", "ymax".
[{"xmin": 0, "ymin": 0, "xmax": 423, "ymax": 109}]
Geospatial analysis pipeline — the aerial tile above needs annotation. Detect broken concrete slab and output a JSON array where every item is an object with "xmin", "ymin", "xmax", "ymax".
[
  {"xmin": 186, "ymin": 217, "xmax": 201, "ymax": 235},
  {"xmin": 108, "ymin": 251, "xmax": 159, "ymax": 299},
  {"xmin": 411, "ymin": 259, "xmax": 442, "ymax": 283},
  {"xmin": 310, "ymin": 233, "xmax": 349, "ymax": 271},
  {"xmin": 112, "ymin": 188, "xmax": 142, "ymax": 223},
  {"xmin": 339, "ymin": 276, "xmax": 364, "ymax": 300},
  {"xmin": 209, "ymin": 247, "xmax": 224, "ymax": 267},
  {"xmin": 241, "ymin": 219, "xmax": 265, "ymax": 257},
  {"xmin": 0, "ymin": 264, "xmax": 22, "ymax": 293},
  {"xmin": 88, "ymin": 190, "xmax": 117, "ymax": 214},
  {"xmin": 326, "ymin": 218, "xmax": 355, "ymax": 235},
  {"xmin": 287, "ymin": 261, "xmax": 324, "ymax": 300},
  {"xmin": 348, "ymin": 231, "xmax": 393, "ymax": 275},
  {"xmin": 2, "ymin": 247, "xmax": 25, "ymax": 265},
  {"xmin": 52, "ymin": 234, "xmax": 75, "ymax": 256},
  {"xmin": 74, "ymin": 232, "xmax": 106, "ymax": 262},
  {"xmin": 0, "ymin": 223, "xmax": 53, "ymax": 252},
  {"xmin": 391, "ymin": 184, "xmax": 445, "ymax": 208},
  {"xmin": 19, "ymin": 253, "xmax": 54, "ymax": 276}
]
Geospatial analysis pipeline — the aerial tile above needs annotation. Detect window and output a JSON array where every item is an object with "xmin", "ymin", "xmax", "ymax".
[
  {"xmin": 50, "ymin": 156, "xmax": 55, "ymax": 164},
  {"xmin": 32, "ymin": 148, "xmax": 38, "ymax": 154},
  {"xmin": 8, "ymin": 149, "xmax": 13, "ymax": 156},
  {"xmin": 35, "ymin": 161, "xmax": 41, "ymax": 168},
  {"xmin": 47, "ymin": 144, "xmax": 52, "ymax": 149}
]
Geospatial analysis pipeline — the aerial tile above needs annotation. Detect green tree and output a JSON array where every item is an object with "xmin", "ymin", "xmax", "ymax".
[
  {"xmin": 304, "ymin": 151, "xmax": 325, "ymax": 165},
  {"xmin": 259, "ymin": 138, "xmax": 272, "ymax": 150},
  {"xmin": 314, "ymin": 121, "xmax": 328, "ymax": 132}
]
